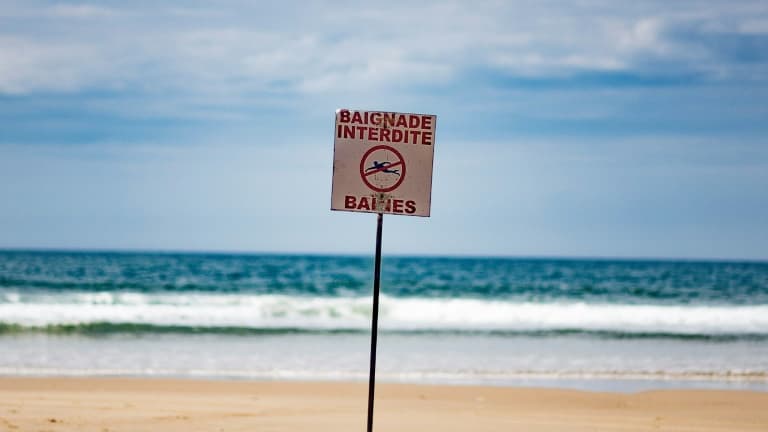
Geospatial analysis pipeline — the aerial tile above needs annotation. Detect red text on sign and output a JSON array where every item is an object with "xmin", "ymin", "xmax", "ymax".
[
  {"xmin": 337, "ymin": 110, "xmax": 434, "ymax": 145},
  {"xmin": 344, "ymin": 195, "xmax": 416, "ymax": 214}
]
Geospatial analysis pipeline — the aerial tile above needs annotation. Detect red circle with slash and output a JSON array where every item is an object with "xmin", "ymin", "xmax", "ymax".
[{"xmin": 359, "ymin": 145, "xmax": 406, "ymax": 192}]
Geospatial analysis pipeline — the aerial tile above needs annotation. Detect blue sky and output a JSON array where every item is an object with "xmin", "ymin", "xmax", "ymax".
[{"xmin": 1, "ymin": 0, "xmax": 767, "ymax": 259}]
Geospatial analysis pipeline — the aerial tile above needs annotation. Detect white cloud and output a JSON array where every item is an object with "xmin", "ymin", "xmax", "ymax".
[
  {"xmin": 0, "ymin": 1, "xmax": 765, "ymax": 97},
  {"xmin": 46, "ymin": 4, "xmax": 118, "ymax": 18},
  {"xmin": 740, "ymin": 19, "xmax": 768, "ymax": 33},
  {"xmin": 0, "ymin": 36, "xmax": 105, "ymax": 93}
]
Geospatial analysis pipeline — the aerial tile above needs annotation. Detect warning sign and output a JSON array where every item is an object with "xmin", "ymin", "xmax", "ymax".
[{"xmin": 331, "ymin": 109, "xmax": 436, "ymax": 217}]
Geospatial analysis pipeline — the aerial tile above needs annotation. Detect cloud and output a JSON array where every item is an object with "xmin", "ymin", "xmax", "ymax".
[
  {"xmin": 46, "ymin": 4, "xmax": 118, "ymax": 19},
  {"xmin": 0, "ymin": 36, "xmax": 103, "ymax": 94},
  {"xmin": 1, "ymin": 1, "xmax": 766, "ymax": 98}
]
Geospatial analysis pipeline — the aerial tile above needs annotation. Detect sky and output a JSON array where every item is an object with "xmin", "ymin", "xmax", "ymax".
[{"xmin": 1, "ymin": 0, "xmax": 767, "ymax": 260}]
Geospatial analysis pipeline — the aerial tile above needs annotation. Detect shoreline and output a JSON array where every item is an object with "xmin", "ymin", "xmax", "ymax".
[
  {"xmin": 1, "ymin": 377, "xmax": 768, "ymax": 431},
  {"xmin": 2, "ymin": 371, "xmax": 768, "ymax": 394}
]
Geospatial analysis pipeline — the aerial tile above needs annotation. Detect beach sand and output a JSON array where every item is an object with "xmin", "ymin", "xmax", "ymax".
[{"xmin": 1, "ymin": 378, "xmax": 767, "ymax": 431}]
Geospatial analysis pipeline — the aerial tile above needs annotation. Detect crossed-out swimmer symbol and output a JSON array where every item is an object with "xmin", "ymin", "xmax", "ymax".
[
  {"xmin": 360, "ymin": 145, "xmax": 406, "ymax": 193},
  {"xmin": 365, "ymin": 161, "xmax": 400, "ymax": 176}
]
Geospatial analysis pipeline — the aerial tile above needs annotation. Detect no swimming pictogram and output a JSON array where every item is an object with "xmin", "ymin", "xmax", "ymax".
[{"xmin": 359, "ymin": 145, "xmax": 406, "ymax": 193}]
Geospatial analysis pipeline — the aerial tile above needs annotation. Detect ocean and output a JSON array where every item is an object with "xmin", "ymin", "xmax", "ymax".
[{"xmin": 1, "ymin": 250, "xmax": 767, "ymax": 391}]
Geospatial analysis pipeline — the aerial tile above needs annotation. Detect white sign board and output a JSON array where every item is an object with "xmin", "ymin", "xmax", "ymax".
[{"xmin": 331, "ymin": 109, "xmax": 436, "ymax": 217}]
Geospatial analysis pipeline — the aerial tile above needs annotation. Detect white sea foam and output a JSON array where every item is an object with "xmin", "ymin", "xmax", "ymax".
[{"xmin": 1, "ymin": 291, "xmax": 768, "ymax": 334}]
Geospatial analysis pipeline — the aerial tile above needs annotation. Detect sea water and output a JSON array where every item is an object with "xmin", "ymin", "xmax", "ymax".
[{"xmin": 1, "ymin": 251, "xmax": 767, "ymax": 391}]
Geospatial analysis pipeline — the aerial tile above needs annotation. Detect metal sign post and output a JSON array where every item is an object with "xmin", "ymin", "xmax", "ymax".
[
  {"xmin": 331, "ymin": 109, "xmax": 436, "ymax": 431},
  {"xmin": 366, "ymin": 212, "xmax": 383, "ymax": 432}
]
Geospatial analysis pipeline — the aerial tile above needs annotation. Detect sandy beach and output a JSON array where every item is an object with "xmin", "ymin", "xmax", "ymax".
[{"xmin": 0, "ymin": 378, "xmax": 766, "ymax": 431}]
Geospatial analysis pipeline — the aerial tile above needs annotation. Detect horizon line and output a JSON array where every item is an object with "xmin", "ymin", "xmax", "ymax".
[{"xmin": 0, "ymin": 247, "xmax": 766, "ymax": 264}]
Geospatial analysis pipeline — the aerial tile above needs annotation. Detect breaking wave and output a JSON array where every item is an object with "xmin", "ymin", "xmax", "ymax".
[{"xmin": 1, "ymin": 291, "xmax": 767, "ymax": 337}]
